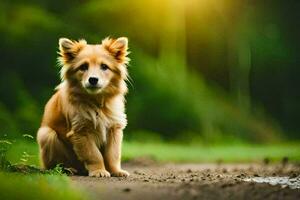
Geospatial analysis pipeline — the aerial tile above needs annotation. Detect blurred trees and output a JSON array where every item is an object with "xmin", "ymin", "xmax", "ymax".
[{"xmin": 0, "ymin": 0, "xmax": 299, "ymax": 142}]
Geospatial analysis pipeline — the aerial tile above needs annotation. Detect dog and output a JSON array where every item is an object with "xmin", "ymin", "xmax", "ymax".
[{"xmin": 37, "ymin": 37, "xmax": 130, "ymax": 177}]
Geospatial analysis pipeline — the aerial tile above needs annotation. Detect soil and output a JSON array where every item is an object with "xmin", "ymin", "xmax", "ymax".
[{"xmin": 71, "ymin": 158, "xmax": 300, "ymax": 200}]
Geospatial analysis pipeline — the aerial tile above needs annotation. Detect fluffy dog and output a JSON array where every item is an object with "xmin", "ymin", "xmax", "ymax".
[{"xmin": 37, "ymin": 37, "xmax": 130, "ymax": 177}]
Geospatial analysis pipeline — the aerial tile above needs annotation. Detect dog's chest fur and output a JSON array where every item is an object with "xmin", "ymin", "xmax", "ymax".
[{"xmin": 67, "ymin": 95, "xmax": 126, "ymax": 146}]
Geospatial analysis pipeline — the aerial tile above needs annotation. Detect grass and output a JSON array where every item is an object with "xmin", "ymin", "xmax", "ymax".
[
  {"xmin": 4, "ymin": 140, "xmax": 300, "ymax": 165},
  {"xmin": 0, "ymin": 140, "xmax": 86, "ymax": 200},
  {"xmin": 5, "ymin": 140, "xmax": 39, "ymax": 166},
  {"xmin": 0, "ymin": 172, "xmax": 86, "ymax": 200},
  {"xmin": 123, "ymin": 141, "xmax": 300, "ymax": 163}
]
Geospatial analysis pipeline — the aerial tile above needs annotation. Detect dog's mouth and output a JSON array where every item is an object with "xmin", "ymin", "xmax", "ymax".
[{"xmin": 84, "ymin": 85, "xmax": 102, "ymax": 94}]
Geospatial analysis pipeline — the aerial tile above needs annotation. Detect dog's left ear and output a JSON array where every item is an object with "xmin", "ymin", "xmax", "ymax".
[{"xmin": 102, "ymin": 37, "xmax": 129, "ymax": 64}]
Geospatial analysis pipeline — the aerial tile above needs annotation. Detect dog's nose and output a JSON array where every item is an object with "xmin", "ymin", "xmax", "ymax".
[{"xmin": 88, "ymin": 77, "xmax": 98, "ymax": 86}]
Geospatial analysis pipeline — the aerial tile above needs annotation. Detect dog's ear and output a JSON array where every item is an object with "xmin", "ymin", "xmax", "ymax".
[
  {"xmin": 58, "ymin": 38, "xmax": 86, "ymax": 64},
  {"xmin": 102, "ymin": 37, "xmax": 129, "ymax": 64}
]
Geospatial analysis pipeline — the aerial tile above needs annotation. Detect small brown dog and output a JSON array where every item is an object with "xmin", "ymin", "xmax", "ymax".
[{"xmin": 37, "ymin": 37, "xmax": 130, "ymax": 177}]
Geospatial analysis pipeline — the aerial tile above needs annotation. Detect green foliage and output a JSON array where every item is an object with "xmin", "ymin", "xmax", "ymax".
[
  {"xmin": 126, "ymin": 52, "xmax": 281, "ymax": 142},
  {"xmin": 0, "ymin": 0, "xmax": 299, "ymax": 142},
  {"xmin": 0, "ymin": 140, "xmax": 12, "ymax": 171},
  {"xmin": 0, "ymin": 104, "xmax": 19, "ymax": 138},
  {"xmin": 0, "ymin": 75, "xmax": 42, "ymax": 138}
]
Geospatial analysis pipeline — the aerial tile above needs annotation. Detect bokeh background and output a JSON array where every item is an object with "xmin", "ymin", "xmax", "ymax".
[{"xmin": 0, "ymin": 0, "xmax": 299, "ymax": 144}]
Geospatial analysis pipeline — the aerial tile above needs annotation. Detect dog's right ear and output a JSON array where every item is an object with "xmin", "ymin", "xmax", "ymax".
[{"xmin": 58, "ymin": 38, "xmax": 86, "ymax": 64}]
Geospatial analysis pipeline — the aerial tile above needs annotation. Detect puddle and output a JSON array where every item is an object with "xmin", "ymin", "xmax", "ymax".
[{"xmin": 244, "ymin": 176, "xmax": 300, "ymax": 189}]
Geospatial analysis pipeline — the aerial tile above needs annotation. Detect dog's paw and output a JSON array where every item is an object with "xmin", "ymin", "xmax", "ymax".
[
  {"xmin": 89, "ymin": 169, "xmax": 111, "ymax": 177},
  {"xmin": 111, "ymin": 169, "xmax": 130, "ymax": 177}
]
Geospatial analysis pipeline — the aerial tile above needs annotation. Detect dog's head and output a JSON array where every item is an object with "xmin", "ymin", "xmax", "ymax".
[{"xmin": 58, "ymin": 37, "xmax": 129, "ymax": 95}]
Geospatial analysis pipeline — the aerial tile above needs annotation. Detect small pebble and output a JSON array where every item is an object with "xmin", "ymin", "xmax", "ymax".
[
  {"xmin": 282, "ymin": 157, "xmax": 289, "ymax": 166},
  {"xmin": 123, "ymin": 188, "xmax": 131, "ymax": 192},
  {"xmin": 263, "ymin": 158, "xmax": 270, "ymax": 165}
]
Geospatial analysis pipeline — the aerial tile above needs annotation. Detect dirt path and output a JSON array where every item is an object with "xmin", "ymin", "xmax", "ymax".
[{"xmin": 71, "ymin": 161, "xmax": 300, "ymax": 200}]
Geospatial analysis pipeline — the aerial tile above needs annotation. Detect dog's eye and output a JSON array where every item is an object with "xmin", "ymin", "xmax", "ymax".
[
  {"xmin": 100, "ymin": 63, "xmax": 109, "ymax": 71},
  {"xmin": 79, "ymin": 63, "xmax": 89, "ymax": 71}
]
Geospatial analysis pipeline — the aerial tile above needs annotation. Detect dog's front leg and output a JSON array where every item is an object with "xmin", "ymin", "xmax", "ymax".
[
  {"xmin": 69, "ymin": 132, "xmax": 110, "ymax": 177},
  {"xmin": 104, "ymin": 127, "xmax": 129, "ymax": 177}
]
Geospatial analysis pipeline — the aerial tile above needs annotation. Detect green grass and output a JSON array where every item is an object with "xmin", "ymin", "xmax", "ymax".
[
  {"xmin": 0, "ymin": 140, "xmax": 86, "ymax": 200},
  {"xmin": 123, "ymin": 141, "xmax": 300, "ymax": 163},
  {"xmin": 6, "ymin": 140, "xmax": 39, "ymax": 166},
  {"xmin": 5, "ymin": 140, "xmax": 300, "ymax": 165},
  {"xmin": 0, "ymin": 172, "xmax": 86, "ymax": 200}
]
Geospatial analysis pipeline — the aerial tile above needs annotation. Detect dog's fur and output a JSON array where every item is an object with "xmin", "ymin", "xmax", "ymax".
[{"xmin": 37, "ymin": 37, "xmax": 130, "ymax": 177}]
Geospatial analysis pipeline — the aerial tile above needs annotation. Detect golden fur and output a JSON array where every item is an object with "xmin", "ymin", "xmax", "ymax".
[{"xmin": 37, "ymin": 37, "xmax": 130, "ymax": 177}]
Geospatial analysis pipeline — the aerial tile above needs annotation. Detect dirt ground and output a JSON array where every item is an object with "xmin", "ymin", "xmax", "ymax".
[{"xmin": 71, "ymin": 159, "xmax": 300, "ymax": 200}]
